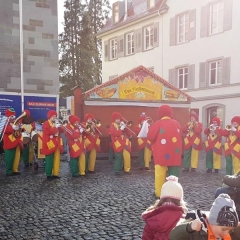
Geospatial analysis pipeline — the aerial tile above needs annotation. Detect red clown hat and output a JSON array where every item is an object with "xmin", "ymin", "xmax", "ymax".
[
  {"xmin": 5, "ymin": 108, "xmax": 16, "ymax": 117},
  {"xmin": 112, "ymin": 112, "xmax": 121, "ymax": 121},
  {"xmin": 158, "ymin": 105, "xmax": 173, "ymax": 119},
  {"xmin": 84, "ymin": 113, "xmax": 94, "ymax": 122}
]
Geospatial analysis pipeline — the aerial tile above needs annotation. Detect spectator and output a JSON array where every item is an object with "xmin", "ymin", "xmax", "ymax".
[{"xmin": 142, "ymin": 176, "xmax": 187, "ymax": 240}]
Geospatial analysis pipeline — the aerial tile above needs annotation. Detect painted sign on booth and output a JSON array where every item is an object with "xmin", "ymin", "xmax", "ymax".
[{"xmin": 86, "ymin": 66, "xmax": 189, "ymax": 102}]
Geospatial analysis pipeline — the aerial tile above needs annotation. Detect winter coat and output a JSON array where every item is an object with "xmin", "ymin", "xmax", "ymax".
[
  {"xmin": 147, "ymin": 117, "xmax": 182, "ymax": 166},
  {"xmin": 142, "ymin": 204, "xmax": 184, "ymax": 240},
  {"xmin": 170, "ymin": 210, "xmax": 240, "ymax": 240},
  {"xmin": 223, "ymin": 171, "xmax": 240, "ymax": 188}
]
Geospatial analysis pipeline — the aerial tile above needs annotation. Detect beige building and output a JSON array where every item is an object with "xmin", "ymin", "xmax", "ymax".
[{"xmin": 98, "ymin": 0, "xmax": 240, "ymax": 129}]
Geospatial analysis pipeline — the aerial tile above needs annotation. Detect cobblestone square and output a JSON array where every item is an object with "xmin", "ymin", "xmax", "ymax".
[{"xmin": 0, "ymin": 152, "xmax": 225, "ymax": 239}]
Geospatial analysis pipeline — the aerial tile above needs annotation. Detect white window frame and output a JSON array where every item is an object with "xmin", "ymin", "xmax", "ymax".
[
  {"xmin": 110, "ymin": 38, "xmax": 117, "ymax": 60},
  {"xmin": 209, "ymin": 60, "xmax": 222, "ymax": 86},
  {"xmin": 178, "ymin": 67, "xmax": 188, "ymax": 90},
  {"xmin": 113, "ymin": 4, "xmax": 119, "ymax": 23},
  {"xmin": 144, "ymin": 25, "xmax": 153, "ymax": 50},
  {"xmin": 177, "ymin": 13, "xmax": 189, "ymax": 44},
  {"xmin": 209, "ymin": 1, "xmax": 224, "ymax": 35},
  {"xmin": 125, "ymin": 32, "xmax": 134, "ymax": 55},
  {"xmin": 148, "ymin": 0, "xmax": 155, "ymax": 8}
]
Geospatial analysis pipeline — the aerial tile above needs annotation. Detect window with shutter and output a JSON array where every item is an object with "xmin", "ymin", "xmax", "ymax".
[
  {"xmin": 177, "ymin": 13, "xmax": 189, "ymax": 44},
  {"xmin": 125, "ymin": 32, "xmax": 134, "ymax": 55},
  {"xmin": 110, "ymin": 38, "xmax": 118, "ymax": 60},
  {"xmin": 201, "ymin": 0, "xmax": 232, "ymax": 38},
  {"xmin": 104, "ymin": 41, "xmax": 108, "ymax": 62},
  {"xmin": 199, "ymin": 62, "xmax": 207, "ymax": 88},
  {"xmin": 222, "ymin": 57, "xmax": 231, "ymax": 85},
  {"xmin": 153, "ymin": 22, "xmax": 159, "ymax": 48},
  {"xmin": 188, "ymin": 64, "xmax": 195, "ymax": 90},
  {"xmin": 117, "ymin": 35, "xmax": 124, "ymax": 58},
  {"xmin": 143, "ymin": 25, "xmax": 153, "ymax": 50},
  {"xmin": 134, "ymin": 28, "xmax": 142, "ymax": 53},
  {"xmin": 177, "ymin": 67, "xmax": 188, "ymax": 89},
  {"xmin": 208, "ymin": 60, "xmax": 222, "ymax": 85}
]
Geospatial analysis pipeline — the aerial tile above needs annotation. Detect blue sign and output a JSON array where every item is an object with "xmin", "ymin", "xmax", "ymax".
[
  {"xmin": 24, "ymin": 96, "xmax": 57, "ymax": 121},
  {"xmin": 0, "ymin": 94, "xmax": 57, "ymax": 121},
  {"xmin": 0, "ymin": 95, "xmax": 21, "ymax": 116}
]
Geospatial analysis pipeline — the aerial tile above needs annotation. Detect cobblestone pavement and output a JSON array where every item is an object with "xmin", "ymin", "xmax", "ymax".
[{"xmin": 0, "ymin": 151, "xmax": 226, "ymax": 240}]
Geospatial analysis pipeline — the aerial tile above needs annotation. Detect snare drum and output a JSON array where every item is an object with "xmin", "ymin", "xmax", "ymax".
[
  {"xmin": 31, "ymin": 130, "xmax": 38, "ymax": 142},
  {"xmin": 22, "ymin": 132, "xmax": 31, "ymax": 145}
]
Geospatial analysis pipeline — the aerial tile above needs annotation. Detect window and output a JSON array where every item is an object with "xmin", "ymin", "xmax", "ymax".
[
  {"xmin": 148, "ymin": 0, "xmax": 155, "ymax": 8},
  {"xmin": 177, "ymin": 13, "xmax": 189, "ymax": 43},
  {"xmin": 209, "ymin": 60, "xmax": 222, "ymax": 85},
  {"xmin": 113, "ymin": 4, "xmax": 119, "ymax": 23},
  {"xmin": 144, "ymin": 26, "xmax": 153, "ymax": 50},
  {"xmin": 110, "ymin": 38, "xmax": 117, "ymax": 60},
  {"xmin": 126, "ymin": 32, "xmax": 134, "ymax": 55},
  {"xmin": 178, "ymin": 67, "xmax": 188, "ymax": 89},
  {"xmin": 209, "ymin": 2, "xmax": 224, "ymax": 35}
]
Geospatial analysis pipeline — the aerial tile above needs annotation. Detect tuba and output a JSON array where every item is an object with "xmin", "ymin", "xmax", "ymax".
[
  {"xmin": 13, "ymin": 111, "xmax": 28, "ymax": 138},
  {"xmin": 137, "ymin": 117, "xmax": 153, "ymax": 138},
  {"xmin": 0, "ymin": 115, "xmax": 9, "ymax": 142}
]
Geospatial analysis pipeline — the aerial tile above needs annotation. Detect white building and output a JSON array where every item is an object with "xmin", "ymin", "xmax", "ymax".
[{"xmin": 98, "ymin": 0, "xmax": 240, "ymax": 128}]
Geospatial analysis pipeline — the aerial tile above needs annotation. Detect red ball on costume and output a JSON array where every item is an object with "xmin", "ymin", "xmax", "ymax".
[
  {"xmin": 158, "ymin": 105, "xmax": 173, "ymax": 119},
  {"xmin": 84, "ymin": 113, "xmax": 94, "ymax": 122},
  {"xmin": 231, "ymin": 116, "xmax": 240, "ymax": 125},
  {"xmin": 211, "ymin": 117, "xmax": 220, "ymax": 126},
  {"xmin": 190, "ymin": 113, "xmax": 199, "ymax": 121},
  {"xmin": 5, "ymin": 108, "xmax": 16, "ymax": 117},
  {"xmin": 47, "ymin": 110, "xmax": 57, "ymax": 119},
  {"xmin": 112, "ymin": 112, "xmax": 121, "ymax": 121},
  {"xmin": 69, "ymin": 115, "xmax": 80, "ymax": 125}
]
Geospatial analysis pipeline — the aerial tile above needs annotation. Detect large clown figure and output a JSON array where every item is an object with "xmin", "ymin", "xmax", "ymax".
[{"xmin": 147, "ymin": 105, "xmax": 182, "ymax": 198}]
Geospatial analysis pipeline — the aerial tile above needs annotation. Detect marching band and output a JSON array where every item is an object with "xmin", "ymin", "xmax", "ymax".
[{"xmin": 0, "ymin": 107, "xmax": 240, "ymax": 181}]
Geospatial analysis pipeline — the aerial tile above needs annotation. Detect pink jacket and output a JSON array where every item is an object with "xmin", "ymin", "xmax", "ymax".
[{"xmin": 142, "ymin": 204, "xmax": 184, "ymax": 240}]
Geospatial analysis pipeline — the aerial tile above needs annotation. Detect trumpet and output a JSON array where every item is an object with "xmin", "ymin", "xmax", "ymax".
[
  {"xmin": 209, "ymin": 124, "xmax": 216, "ymax": 131},
  {"xmin": 226, "ymin": 124, "xmax": 233, "ymax": 131}
]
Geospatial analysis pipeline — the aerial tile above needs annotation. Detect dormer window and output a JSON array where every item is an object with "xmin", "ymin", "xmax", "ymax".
[
  {"xmin": 148, "ymin": 0, "xmax": 155, "ymax": 9},
  {"xmin": 113, "ymin": 3, "xmax": 119, "ymax": 23}
]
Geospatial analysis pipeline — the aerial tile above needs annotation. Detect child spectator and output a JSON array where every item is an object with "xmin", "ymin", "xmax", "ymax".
[
  {"xmin": 170, "ymin": 193, "xmax": 240, "ymax": 240},
  {"xmin": 142, "ymin": 176, "xmax": 187, "ymax": 240}
]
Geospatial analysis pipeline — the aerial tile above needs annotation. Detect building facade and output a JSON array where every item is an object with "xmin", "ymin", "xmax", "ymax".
[
  {"xmin": 98, "ymin": 0, "xmax": 240, "ymax": 129},
  {"xmin": 0, "ymin": 0, "xmax": 59, "ymax": 117}
]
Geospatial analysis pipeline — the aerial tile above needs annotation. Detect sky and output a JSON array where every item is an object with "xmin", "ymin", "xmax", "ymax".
[{"xmin": 57, "ymin": 0, "xmax": 116, "ymax": 33}]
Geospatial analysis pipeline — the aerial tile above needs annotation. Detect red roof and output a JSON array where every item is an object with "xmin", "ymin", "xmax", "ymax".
[
  {"xmin": 99, "ymin": 0, "xmax": 168, "ymax": 35},
  {"xmin": 84, "ymin": 65, "xmax": 193, "ymax": 101}
]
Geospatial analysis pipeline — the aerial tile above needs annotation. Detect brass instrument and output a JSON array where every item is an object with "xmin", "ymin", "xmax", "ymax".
[
  {"xmin": 87, "ymin": 119, "xmax": 103, "ymax": 136},
  {"xmin": 137, "ymin": 117, "xmax": 153, "ymax": 138},
  {"xmin": 120, "ymin": 117, "xmax": 136, "ymax": 135},
  {"xmin": 145, "ymin": 117, "xmax": 153, "ymax": 125},
  {"xmin": 187, "ymin": 121, "xmax": 197, "ymax": 132},
  {"xmin": 226, "ymin": 124, "xmax": 233, "ymax": 131},
  {"xmin": 75, "ymin": 123, "xmax": 95, "ymax": 138},
  {"xmin": 53, "ymin": 118, "xmax": 73, "ymax": 136},
  {"xmin": 209, "ymin": 124, "xmax": 216, "ymax": 131},
  {"xmin": 13, "ymin": 111, "xmax": 28, "ymax": 138},
  {"xmin": 0, "ymin": 115, "xmax": 10, "ymax": 142}
]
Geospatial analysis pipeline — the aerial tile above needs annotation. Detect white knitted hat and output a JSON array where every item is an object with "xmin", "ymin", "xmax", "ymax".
[{"xmin": 160, "ymin": 176, "xmax": 183, "ymax": 200}]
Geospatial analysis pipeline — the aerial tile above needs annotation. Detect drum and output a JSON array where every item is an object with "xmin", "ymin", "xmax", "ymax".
[
  {"xmin": 31, "ymin": 130, "xmax": 38, "ymax": 142},
  {"xmin": 22, "ymin": 132, "xmax": 31, "ymax": 145}
]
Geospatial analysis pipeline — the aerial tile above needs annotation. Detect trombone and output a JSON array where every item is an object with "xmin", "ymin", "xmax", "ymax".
[
  {"xmin": 75, "ymin": 123, "xmax": 96, "ymax": 138},
  {"xmin": 53, "ymin": 118, "xmax": 74, "ymax": 136},
  {"xmin": 120, "ymin": 117, "xmax": 136, "ymax": 136},
  {"xmin": 226, "ymin": 124, "xmax": 233, "ymax": 131}
]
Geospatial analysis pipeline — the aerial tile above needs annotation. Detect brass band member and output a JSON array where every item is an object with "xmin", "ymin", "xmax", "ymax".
[
  {"xmin": 21, "ymin": 110, "xmax": 35, "ymax": 168},
  {"xmin": 218, "ymin": 116, "xmax": 240, "ymax": 175},
  {"xmin": 204, "ymin": 117, "xmax": 222, "ymax": 173},
  {"xmin": 65, "ymin": 115, "xmax": 86, "ymax": 177},
  {"xmin": 42, "ymin": 110, "xmax": 63, "ymax": 180},
  {"xmin": 134, "ymin": 113, "xmax": 152, "ymax": 170},
  {"xmin": 182, "ymin": 113, "xmax": 203, "ymax": 172},
  {"xmin": 82, "ymin": 113, "xmax": 101, "ymax": 173},
  {"xmin": 2, "ymin": 108, "xmax": 24, "ymax": 176}
]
